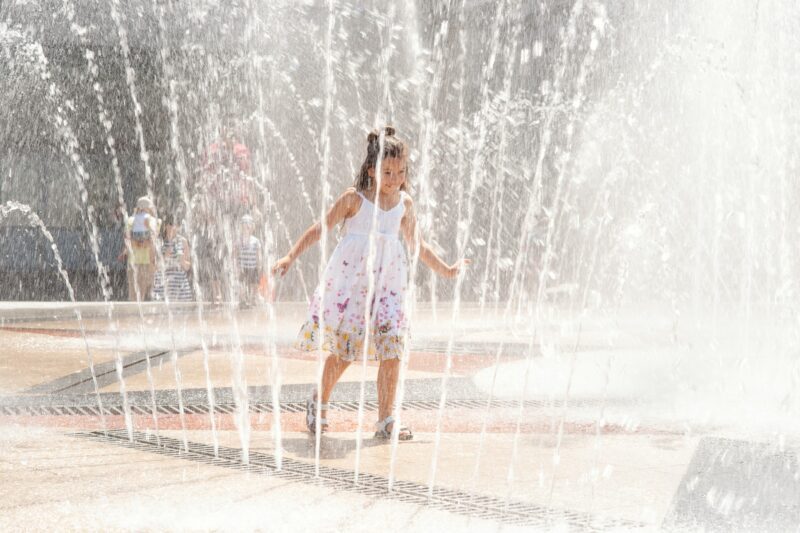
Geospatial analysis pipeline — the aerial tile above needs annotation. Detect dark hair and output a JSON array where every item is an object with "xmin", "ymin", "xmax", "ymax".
[
  {"xmin": 160, "ymin": 215, "xmax": 179, "ymax": 239},
  {"xmin": 354, "ymin": 126, "xmax": 408, "ymax": 192}
]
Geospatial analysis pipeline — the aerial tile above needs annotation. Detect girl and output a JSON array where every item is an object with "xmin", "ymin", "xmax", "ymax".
[
  {"xmin": 272, "ymin": 126, "xmax": 468, "ymax": 441},
  {"xmin": 152, "ymin": 216, "xmax": 193, "ymax": 302}
]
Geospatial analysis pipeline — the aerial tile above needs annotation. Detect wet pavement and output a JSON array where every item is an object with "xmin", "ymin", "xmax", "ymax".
[{"xmin": 1, "ymin": 301, "xmax": 797, "ymax": 531}]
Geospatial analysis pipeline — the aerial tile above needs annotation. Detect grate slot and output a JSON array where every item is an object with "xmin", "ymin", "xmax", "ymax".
[
  {"xmin": 5, "ymin": 395, "xmax": 619, "ymax": 419},
  {"xmin": 281, "ymin": 403, "xmax": 304, "ymax": 413},
  {"xmin": 72, "ymin": 429, "xmax": 646, "ymax": 530}
]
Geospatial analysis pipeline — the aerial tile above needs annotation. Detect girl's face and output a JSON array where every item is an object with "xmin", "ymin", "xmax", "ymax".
[
  {"xmin": 369, "ymin": 156, "xmax": 407, "ymax": 195},
  {"xmin": 165, "ymin": 224, "xmax": 178, "ymax": 239}
]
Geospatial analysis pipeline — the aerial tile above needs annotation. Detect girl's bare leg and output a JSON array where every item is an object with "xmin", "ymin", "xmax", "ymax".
[
  {"xmin": 377, "ymin": 357, "xmax": 400, "ymax": 427},
  {"xmin": 319, "ymin": 353, "xmax": 350, "ymax": 419}
]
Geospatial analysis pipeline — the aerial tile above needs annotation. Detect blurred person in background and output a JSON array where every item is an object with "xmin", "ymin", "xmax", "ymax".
[
  {"xmin": 235, "ymin": 214, "xmax": 263, "ymax": 307},
  {"xmin": 119, "ymin": 196, "xmax": 159, "ymax": 301},
  {"xmin": 194, "ymin": 124, "xmax": 261, "ymax": 302},
  {"xmin": 152, "ymin": 215, "xmax": 192, "ymax": 302}
]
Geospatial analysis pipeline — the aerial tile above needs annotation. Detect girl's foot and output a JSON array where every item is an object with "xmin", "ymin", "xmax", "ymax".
[
  {"xmin": 306, "ymin": 392, "xmax": 330, "ymax": 434},
  {"xmin": 374, "ymin": 415, "xmax": 413, "ymax": 441}
]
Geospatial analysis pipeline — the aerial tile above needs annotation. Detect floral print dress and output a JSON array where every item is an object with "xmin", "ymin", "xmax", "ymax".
[{"xmin": 296, "ymin": 191, "xmax": 409, "ymax": 361}]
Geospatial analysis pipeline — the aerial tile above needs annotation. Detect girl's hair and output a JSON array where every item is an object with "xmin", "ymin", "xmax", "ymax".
[
  {"xmin": 160, "ymin": 215, "xmax": 178, "ymax": 239},
  {"xmin": 354, "ymin": 126, "xmax": 407, "ymax": 192}
]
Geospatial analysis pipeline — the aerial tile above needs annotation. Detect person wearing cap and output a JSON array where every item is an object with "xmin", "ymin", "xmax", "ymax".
[
  {"xmin": 200, "ymin": 126, "xmax": 256, "ymax": 218},
  {"xmin": 120, "ymin": 196, "xmax": 160, "ymax": 301},
  {"xmin": 235, "ymin": 214, "xmax": 263, "ymax": 307},
  {"xmin": 193, "ymin": 126, "xmax": 256, "ymax": 303}
]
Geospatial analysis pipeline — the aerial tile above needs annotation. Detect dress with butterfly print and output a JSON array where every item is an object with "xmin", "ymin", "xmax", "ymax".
[{"xmin": 296, "ymin": 190, "xmax": 409, "ymax": 361}]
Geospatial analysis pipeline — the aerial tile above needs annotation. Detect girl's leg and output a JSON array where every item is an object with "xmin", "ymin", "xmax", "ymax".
[
  {"xmin": 377, "ymin": 357, "xmax": 400, "ymax": 425},
  {"xmin": 319, "ymin": 353, "xmax": 350, "ymax": 419},
  {"xmin": 127, "ymin": 266, "xmax": 137, "ymax": 301}
]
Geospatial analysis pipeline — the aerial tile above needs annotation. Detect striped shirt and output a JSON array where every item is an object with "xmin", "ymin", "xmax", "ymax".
[
  {"xmin": 153, "ymin": 238, "xmax": 192, "ymax": 301},
  {"xmin": 238, "ymin": 235, "xmax": 261, "ymax": 270}
]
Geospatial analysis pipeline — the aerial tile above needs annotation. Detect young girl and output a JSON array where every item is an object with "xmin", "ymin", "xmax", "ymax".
[
  {"xmin": 152, "ymin": 216, "xmax": 192, "ymax": 302},
  {"xmin": 272, "ymin": 126, "xmax": 468, "ymax": 441}
]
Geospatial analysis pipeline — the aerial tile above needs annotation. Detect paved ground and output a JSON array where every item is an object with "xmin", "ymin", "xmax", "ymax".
[{"xmin": 1, "ymin": 301, "xmax": 798, "ymax": 531}]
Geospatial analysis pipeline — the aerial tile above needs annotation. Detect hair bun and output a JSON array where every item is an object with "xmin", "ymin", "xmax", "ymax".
[{"xmin": 367, "ymin": 126, "xmax": 396, "ymax": 144}]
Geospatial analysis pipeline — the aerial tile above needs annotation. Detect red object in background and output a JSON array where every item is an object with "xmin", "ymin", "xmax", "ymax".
[
  {"xmin": 258, "ymin": 273, "xmax": 273, "ymax": 302},
  {"xmin": 202, "ymin": 141, "xmax": 252, "ymax": 175},
  {"xmin": 201, "ymin": 140, "xmax": 255, "ymax": 209}
]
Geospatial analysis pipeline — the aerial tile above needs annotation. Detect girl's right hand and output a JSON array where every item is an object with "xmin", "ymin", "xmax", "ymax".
[
  {"xmin": 271, "ymin": 256, "xmax": 293, "ymax": 277},
  {"xmin": 445, "ymin": 258, "xmax": 471, "ymax": 279}
]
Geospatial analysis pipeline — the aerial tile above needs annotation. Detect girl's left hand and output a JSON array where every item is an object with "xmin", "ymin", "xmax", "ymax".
[{"xmin": 445, "ymin": 258, "xmax": 471, "ymax": 279}]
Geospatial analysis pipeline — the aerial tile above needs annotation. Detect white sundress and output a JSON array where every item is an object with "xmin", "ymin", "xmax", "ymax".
[{"xmin": 296, "ymin": 190, "xmax": 410, "ymax": 361}]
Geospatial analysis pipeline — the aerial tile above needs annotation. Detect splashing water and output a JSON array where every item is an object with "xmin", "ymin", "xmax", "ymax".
[{"xmin": 4, "ymin": 0, "xmax": 800, "ymax": 528}]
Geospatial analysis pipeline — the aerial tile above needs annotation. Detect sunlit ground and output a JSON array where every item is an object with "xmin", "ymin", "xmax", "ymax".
[{"xmin": 2, "ymin": 301, "xmax": 798, "ymax": 531}]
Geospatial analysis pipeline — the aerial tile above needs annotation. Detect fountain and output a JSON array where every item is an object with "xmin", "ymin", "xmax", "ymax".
[{"xmin": 2, "ymin": 0, "xmax": 800, "ymax": 530}]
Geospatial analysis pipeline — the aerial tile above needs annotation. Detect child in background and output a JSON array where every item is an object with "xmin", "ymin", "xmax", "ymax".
[
  {"xmin": 152, "ymin": 216, "xmax": 192, "ymax": 302},
  {"xmin": 122, "ymin": 196, "xmax": 159, "ymax": 301},
  {"xmin": 237, "ymin": 214, "xmax": 262, "ymax": 307},
  {"xmin": 272, "ymin": 126, "xmax": 469, "ymax": 440}
]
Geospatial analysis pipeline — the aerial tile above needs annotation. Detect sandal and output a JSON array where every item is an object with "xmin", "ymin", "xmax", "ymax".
[
  {"xmin": 374, "ymin": 415, "xmax": 413, "ymax": 441},
  {"xmin": 306, "ymin": 393, "xmax": 331, "ymax": 434}
]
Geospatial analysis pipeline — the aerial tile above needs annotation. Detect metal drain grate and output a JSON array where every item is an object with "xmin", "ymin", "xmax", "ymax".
[
  {"xmin": 74, "ymin": 429, "xmax": 645, "ymax": 530},
  {"xmin": 0, "ymin": 397, "xmax": 610, "ymax": 417}
]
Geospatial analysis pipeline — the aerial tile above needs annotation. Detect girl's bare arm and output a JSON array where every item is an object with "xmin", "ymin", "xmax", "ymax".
[
  {"xmin": 272, "ymin": 188, "xmax": 360, "ymax": 276},
  {"xmin": 401, "ymin": 197, "xmax": 469, "ymax": 279}
]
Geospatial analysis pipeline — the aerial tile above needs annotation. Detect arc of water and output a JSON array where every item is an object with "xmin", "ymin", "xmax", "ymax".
[
  {"xmin": 183, "ymin": 108, "xmax": 250, "ymax": 458},
  {"xmin": 477, "ymin": 97, "xmax": 531, "ymax": 314},
  {"xmin": 219, "ymin": 217, "xmax": 252, "ymax": 464},
  {"xmin": 467, "ymin": 0, "xmax": 526, "ymax": 493},
  {"xmin": 248, "ymin": 7, "xmax": 284, "ymax": 470},
  {"xmin": 566, "ymin": 188, "xmax": 613, "ymax": 514},
  {"xmin": 503, "ymin": 0, "xmax": 596, "ymax": 322},
  {"xmin": 263, "ymin": 180, "xmax": 312, "ymax": 303},
  {"xmin": 60, "ymin": 0, "xmax": 165, "ymax": 445},
  {"xmin": 0, "ymin": 202, "xmax": 107, "ymax": 432},
  {"xmin": 5, "ymin": 25, "xmax": 137, "ymax": 437},
  {"xmin": 311, "ymin": 0, "xmax": 337, "ymax": 478},
  {"xmin": 404, "ymin": 0, "xmax": 443, "ymax": 313},
  {"xmin": 109, "ymin": 0, "xmax": 153, "ymax": 198},
  {"xmin": 540, "ymin": 187, "xmax": 608, "ymax": 507},
  {"xmin": 352, "ymin": 4, "xmax": 398, "ymax": 485},
  {"xmin": 387, "ymin": 0, "xmax": 455, "ymax": 493},
  {"xmin": 439, "ymin": 0, "xmax": 471, "ymax": 326},
  {"xmin": 147, "ymin": 0, "xmax": 227, "ymax": 454},
  {"xmin": 500, "ymin": 0, "xmax": 610, "ymax": 512},
  {"xmin": 261, "ymin": 115, "xmax": 318, "ymax": 220},
  {"xmin": 255, "ymin": 203, "xmax": 283, "ymax": 470},
  {"xmin": 274, "ymin": 70, "xmax": 324, "ymax": 163},
  {"xmin": 426, "ymin": 0, "xmax": 511, "ymax": 496},
  {"xmin": 147, "ymin": 0, "xmax": 218, "ymax": 454}
]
